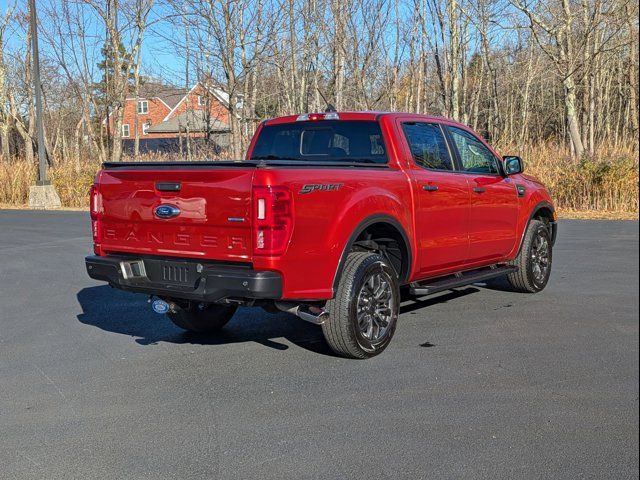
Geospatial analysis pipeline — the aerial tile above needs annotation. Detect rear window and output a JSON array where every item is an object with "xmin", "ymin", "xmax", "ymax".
[{"xmin": 251, "ymin": 120, "xmax": 387, "ymax": 164}]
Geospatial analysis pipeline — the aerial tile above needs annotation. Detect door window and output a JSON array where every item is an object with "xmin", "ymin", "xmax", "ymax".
[
  {"xmin": 401, "ymin": 122, "xmax": 453, "ymax": 171},
  {"xmin": 447, "ymin": 127, "xmax": 500, "ymax": 174}
]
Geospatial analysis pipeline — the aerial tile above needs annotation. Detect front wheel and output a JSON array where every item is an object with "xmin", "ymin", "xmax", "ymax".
[
  {"xmin": 507, "ymin": 219, "xmax": 553, "ymax": 293},
  {"xmin": 322, "ymin": 252, "xmax": 400, "ymax": 359},
  {"xmin": 168, "ymin": 302, "xmax": 237, "ymax": 332}
]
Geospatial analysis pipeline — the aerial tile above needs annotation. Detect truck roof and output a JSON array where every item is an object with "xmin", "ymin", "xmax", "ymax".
[{"xmin": 264, "ymin": 111, "xmax": 467, "ymax": 128}]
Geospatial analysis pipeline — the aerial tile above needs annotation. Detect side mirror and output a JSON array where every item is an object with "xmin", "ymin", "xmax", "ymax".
[{"xmin": 503, "ymin": 155, "xmax": 524, "ymax": 175}]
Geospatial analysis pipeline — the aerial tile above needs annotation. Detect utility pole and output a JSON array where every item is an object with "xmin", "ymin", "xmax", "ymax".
[
  {"xmin": 29, "ymin": 0, "xmax": 46, "ymax": 184},
  {"xmin": 28, "ymin": 0, "xmax": 60, "ymax": 208}
]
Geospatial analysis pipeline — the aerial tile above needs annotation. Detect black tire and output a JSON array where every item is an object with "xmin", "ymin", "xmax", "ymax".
[
  {"xmin": 507, "ymin": 219, "xmax": 553, "ymax": 293},
  {"xmin": 168, "ymin": 302, "xmax": 237, "ymax": 332},
  {"xmin": 322, "ymin": 252, "xmax": 400, "ymax": 359}
]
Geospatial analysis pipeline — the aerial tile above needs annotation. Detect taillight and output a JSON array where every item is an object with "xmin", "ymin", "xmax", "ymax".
[
  {"xmin": 296, "ymin": 112, "xmax": 340, "ymax": 121},
  {"xmin": 90, "ymin": 185, "xmax": 102, "ymax": 219},
  {"xmin": 89, "ymin": 185, "xmax": 102, "ymax": 248},
  {"xmin": 253, "ymin": 186, "xmax": 293, "ymax": 255}
]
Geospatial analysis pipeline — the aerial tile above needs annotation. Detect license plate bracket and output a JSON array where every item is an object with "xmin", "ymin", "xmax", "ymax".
[{"xmin": 145, "ymin": 259, "xmax": 197, "ymax": 285}]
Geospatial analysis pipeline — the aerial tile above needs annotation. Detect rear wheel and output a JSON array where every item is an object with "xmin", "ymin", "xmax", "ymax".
[
  {"xmin": 322, "ymin": 252, "xmax": 400, "ymax": 359},
  {"xmin": 168, "ymin": 302, "xmax": 237, "ymax": 332},
  {"xmin": 507, "ymin": 219, "xmax": 553, "ymax": 293}
]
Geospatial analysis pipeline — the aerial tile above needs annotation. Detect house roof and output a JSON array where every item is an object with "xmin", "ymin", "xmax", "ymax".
[
  {"xmin": 161, "ymin": 83, "xmax": 234, "ymax": 121},
  {"xmin": 124, "ymin": 81, "xmax": 236, "ymax": 116},
  {"xmin": 136, "ymin": 82, "xmax": 188, "ymax": 109},
  {"xmin": 146, "ymin": 110, "xmax": 230, "ymax": 134}
]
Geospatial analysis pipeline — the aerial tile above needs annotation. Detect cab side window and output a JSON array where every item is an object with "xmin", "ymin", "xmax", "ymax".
[
  {"xmin": 448, "ymin": 126, "xmax": 500, "ymax": 174},
  {"xmin": 401, "ymin": 122, "xmax": 454, "ymax": 171}
]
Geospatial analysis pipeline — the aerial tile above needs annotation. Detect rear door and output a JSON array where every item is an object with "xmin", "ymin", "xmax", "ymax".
[
  {"xmin": 398, "ymin": 121, "xmax": 470, "ymax": 278},
  {"xmin": 97, "ymin": 167, "xmax": 254, "ymax": 262},
  {"xmin": 445, "ymin": 126, "xmax": 519, "ymax": 263}
]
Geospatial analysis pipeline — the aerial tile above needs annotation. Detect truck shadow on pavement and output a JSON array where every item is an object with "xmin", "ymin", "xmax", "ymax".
[
  {"xmin": 76, "ymin": 286, "xmax": 334, "ymax": 355},
  {"xmin": 77, "ymin": 285, "xmax": 481, "ymax": 356},
  {"xmin": 400, "ymin": 287, "xmax": 480, "ymax": 314}
]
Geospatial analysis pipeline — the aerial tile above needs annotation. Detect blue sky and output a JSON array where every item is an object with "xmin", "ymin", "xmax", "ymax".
[
  {"xmin": 1, "ymin": 0, "xmax": 189, "ymax": 86},
  {"xmin": 1, "ymin": 0, "xmax": 516, "ymax": 90}
]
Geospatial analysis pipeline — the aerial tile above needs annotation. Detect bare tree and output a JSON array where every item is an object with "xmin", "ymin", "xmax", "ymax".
[
  {"xmin": 510, "ymin": 0, "xmax": 591, "ymax": 157},
  {"xmin": 85, "ymin": 0, "xmax": 154, "ymax": 161},
  {"xmin": 0, "ymin": 0, "xmax": 637, "ymax": 165},
  {"xmin": 0, "ymin": 4, "xmax": 14, "ymax": 162}
]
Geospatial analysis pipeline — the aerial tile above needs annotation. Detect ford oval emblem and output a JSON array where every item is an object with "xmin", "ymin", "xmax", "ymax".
[{"xmin": 154, "ymin": 204, "xmax": 181, "ymax": 219}]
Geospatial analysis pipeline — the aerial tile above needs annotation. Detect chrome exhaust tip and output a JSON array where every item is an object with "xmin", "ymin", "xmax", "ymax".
[{"xmin": 274, "ymin": 302, "xmax": 328, "ymax": 325}]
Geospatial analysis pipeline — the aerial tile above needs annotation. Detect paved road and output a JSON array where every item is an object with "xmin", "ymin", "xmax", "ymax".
[{"xmin": 0, "ymin": 210, "xmax": 637, "ymax": 480}]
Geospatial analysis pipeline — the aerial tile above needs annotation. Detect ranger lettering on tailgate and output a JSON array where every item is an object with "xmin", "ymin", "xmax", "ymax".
[{"xmin": 103, "ymin": 227, "xmax": 248, "ymax": 251}]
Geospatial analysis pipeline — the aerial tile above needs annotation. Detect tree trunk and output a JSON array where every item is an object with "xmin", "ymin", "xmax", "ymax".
[
  {"xmin": 519, "ymin": 43, "xmax": 536, "ymax": 144},
  {"xmin": 0, "ymin": 38, "xmax": 9, "ymax": 162},
  {"xmin": 9, "ymin": 93, "xmax": 33, "ymax": 164},
  {"xmin": 564, "ymin": 76, "xmax": 585, "ymax": 158},
  {"xmin": 449, "ymin": 0, "xmax": 460, "ymax": 120},
  {"xmin": 74, "ymin": 117, "xmax": 82, "ymax": 171},
  {"xmin": 627, "ymin": 10, "xmax": 639, "ymax": 145},
  {"xmin": 331, "ymin": 0, "xmax": 346, "ymax": 110},
  {"xmin": 133, "ymin": 61, "xmax": 141, "ymax": 157}
]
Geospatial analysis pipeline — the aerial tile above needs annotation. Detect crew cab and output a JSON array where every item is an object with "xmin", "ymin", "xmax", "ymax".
[{"xmin": 86, "ymin": 111, "xmax": 557, "ymax": 358}]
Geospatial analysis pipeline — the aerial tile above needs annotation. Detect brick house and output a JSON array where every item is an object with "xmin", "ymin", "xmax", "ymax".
[{"xmin": 106, "ymin": 82, "xmax": 233, "ymax": 152}]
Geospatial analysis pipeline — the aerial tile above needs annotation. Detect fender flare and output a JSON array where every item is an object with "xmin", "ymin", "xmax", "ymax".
[
  {"xmin": 331, "ymin": 214, "xmax": 413, "ymax": 294},
  {"xmin": 516, "ymin": 201, "xmax": 558, "ymax": 256}
]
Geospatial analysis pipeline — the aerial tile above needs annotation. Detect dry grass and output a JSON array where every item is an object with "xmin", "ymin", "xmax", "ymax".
[
  {"xmin": 1, "ymin": 143, "xmax": 638, "ymax": 218},
  {"xmin": 0, "ymin": 161, "xmax": 99, "ymax": 209},
  {"xmin": 557, "ymin": 208, "xmax": 638, "ymax": 220},
  {"xmin": 498, "ymin": 142, "xmax": 639, "ymax": 214}
]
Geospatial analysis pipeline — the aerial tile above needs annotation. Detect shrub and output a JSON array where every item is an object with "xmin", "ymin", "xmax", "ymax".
[{"xmin": 497, "ymin": 142, "xmax": 638, "ymax": 213}]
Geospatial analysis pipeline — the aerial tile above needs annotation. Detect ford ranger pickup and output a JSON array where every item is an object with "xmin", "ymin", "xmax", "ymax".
[{"xmin": 86, "ymin": 111, "xmax": 557, "ymax": 358}]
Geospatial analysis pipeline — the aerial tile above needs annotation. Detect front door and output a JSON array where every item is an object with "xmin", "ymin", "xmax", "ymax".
[
  {"xmin": 398, "ymin": 121, "xmax": 471, "ymax": 278},
  {"xmin": 445, "ymin": 126, "xmax": 519, "ymax": 263}
]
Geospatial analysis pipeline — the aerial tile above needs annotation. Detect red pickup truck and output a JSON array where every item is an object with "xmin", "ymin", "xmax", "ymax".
[{"xmin": 86, "ymin": 111, "xmax": 557, "ymax": 358}]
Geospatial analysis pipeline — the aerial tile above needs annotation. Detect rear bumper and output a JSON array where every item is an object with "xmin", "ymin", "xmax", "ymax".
[{"xmin": 85, "ymin": 255, "xmax": 282, "ymax": 302}]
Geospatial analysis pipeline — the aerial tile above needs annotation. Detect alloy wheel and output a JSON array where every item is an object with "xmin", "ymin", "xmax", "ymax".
[
  {"xmin": 356, "ymin": 271, "xmax": 396, "ymax": 343},
  {"xmin": 531, "ymin": 232, "xmax": 550, "ymax": 284}
]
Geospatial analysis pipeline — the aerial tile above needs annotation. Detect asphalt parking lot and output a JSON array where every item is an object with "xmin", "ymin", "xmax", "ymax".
[{"xmin": 0, "ymin": 209, "xmax": 638, "ymax": 479}]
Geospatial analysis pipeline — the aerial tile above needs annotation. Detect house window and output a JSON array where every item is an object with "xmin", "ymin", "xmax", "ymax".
[
  {"xmin": 122, "ymin": 124, "xmax": 130, "ymax": 138},
  {"xmin": 142, "ymin": 122, "xmax": 151, "ymax": 135},
  {"xmin": 137, "ymin": 100, "xmax": 149, "ymax": 114},
  {"xmin": 198, "ymin": 95, "xmax": 206, "ymax": 106}
]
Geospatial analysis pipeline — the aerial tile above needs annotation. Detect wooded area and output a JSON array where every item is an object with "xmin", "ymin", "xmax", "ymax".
[{"xmin": 0, "ymin": 0, "xmax": 638, "ymax": 212}]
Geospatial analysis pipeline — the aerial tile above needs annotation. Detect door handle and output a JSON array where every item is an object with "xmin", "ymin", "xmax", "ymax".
[
  {"xmin": 422, "ymin": 185, "xmax": 439, "ymax": 192},
  {"xmin": 473, "ymin": 187, "xmax": 486, "ymax": 194}
]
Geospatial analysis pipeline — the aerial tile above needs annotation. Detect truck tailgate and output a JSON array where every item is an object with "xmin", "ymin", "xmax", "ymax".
[{"xmin": 97, "ymin": 167, "xmax": 254, "ymax": 262}]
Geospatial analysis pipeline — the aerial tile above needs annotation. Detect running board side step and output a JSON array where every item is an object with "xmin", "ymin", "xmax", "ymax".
[{"xmin": 409, "ymin": 265, "xmax": 518, "ymax": 297}]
